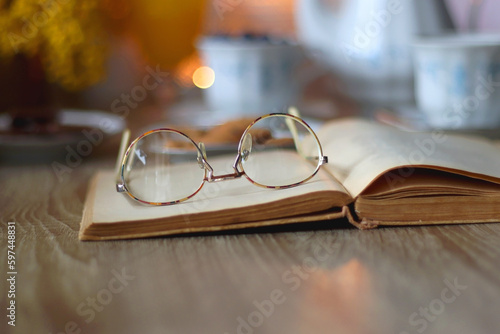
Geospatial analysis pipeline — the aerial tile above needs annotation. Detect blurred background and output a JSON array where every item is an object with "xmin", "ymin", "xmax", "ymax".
[{"xmin": 1, "ymin": 0, "xmax": 500, "ymax": 148}]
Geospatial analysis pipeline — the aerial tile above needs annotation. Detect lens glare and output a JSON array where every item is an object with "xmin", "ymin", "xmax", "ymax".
[
  {"xmin": 239, "ymin": 115, "xmax": 322, "ymax": 187},
  {"xmin": 122, "ymin": 130, "xmax": 205, "ymax": 204}
]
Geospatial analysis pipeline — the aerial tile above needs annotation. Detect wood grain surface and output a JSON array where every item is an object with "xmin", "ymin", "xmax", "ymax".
[{"xmin": 1, "ymin": 136, "xmax": 500, "ymax": 334}]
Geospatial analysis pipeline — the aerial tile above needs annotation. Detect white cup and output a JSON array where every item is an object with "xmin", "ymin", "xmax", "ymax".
[
  {"xmin": 413, "ymin": 34, "xmax": 500, "ymax": 129},
  {"xmin": 196, "ymin": 37, "xmax": 303, "ymax": 119}
]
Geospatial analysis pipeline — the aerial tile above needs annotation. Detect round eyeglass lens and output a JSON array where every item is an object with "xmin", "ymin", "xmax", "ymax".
[
  {"xmin": 239, "ymin": 115, "xmax": 322, "ymax": 188},
  {"xmin": 122, "ymin": 130, "xmax": 206, "ymax": 204}
]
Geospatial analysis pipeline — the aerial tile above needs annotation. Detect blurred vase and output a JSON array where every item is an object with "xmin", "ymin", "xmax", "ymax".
[
  {"xmin": 0, "ymin": 54, "xmax": 58, "ymax": 134},
  {"xmin": 124, "ymin": 0, "xmax": 205, "ymax": 69}
]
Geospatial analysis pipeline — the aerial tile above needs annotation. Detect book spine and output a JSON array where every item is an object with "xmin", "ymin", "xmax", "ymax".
[{"xmin": 342, "ymin": 205, "xmax": 379, "ymax": 230}]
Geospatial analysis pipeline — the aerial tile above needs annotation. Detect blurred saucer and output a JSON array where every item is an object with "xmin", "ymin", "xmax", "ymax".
[
  {"xmin": 0, "ymin": 109, "xmax": 125, "ymax": 162},
  {"xmin": 374, "ymin": 106, "xmax": 500, "ymax": 139}
]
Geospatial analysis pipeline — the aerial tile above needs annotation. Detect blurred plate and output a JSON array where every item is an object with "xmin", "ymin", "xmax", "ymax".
[
  {"xmin": 0, "ymin": 109, "xmax": 125, "ymax": 162},
  {"xmin": 374, "ymin": 106, "xmax": 500, "ymax": 139}
]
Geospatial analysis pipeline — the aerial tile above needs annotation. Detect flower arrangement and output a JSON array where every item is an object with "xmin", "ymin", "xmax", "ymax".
[{"xmin": 0, "ymin": 0, "xmax": 107, "ymax": 91}]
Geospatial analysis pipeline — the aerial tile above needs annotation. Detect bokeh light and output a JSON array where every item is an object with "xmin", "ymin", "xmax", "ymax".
[{"xmin": 192, "ymin": 66, "xmax": 215, "ymax": 89}]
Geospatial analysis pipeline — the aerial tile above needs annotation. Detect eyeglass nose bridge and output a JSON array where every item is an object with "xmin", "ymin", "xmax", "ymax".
[{"xmin": 197, "ymin": 142, "xmax": 245, "ymax": 183}]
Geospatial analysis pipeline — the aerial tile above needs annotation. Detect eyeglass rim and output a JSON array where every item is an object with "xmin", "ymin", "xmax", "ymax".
[
  {"xmin": 235, "ymin": 113, "xmax": 326, "ymax": 189},
  {"xmin": 118, "ymin": 128, "xmax": 208, "ymax": 206},
  {"xmin": 117, "ymin": 113, "xmax": 326, "ymax": 206}
]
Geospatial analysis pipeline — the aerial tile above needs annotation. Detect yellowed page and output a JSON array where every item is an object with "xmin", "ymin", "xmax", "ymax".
[
  {"xmin": 317, "ymin": 118, "xmax": 500, "ymax": 198},
  {"xmin": 93, "ymin": 152, "xmax": 349, "ymax": 224}
]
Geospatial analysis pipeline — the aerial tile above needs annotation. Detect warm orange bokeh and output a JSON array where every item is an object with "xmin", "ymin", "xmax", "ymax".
[{"xmin": 102, "ymin": 0, "xmax": 205, "ymax": 70}]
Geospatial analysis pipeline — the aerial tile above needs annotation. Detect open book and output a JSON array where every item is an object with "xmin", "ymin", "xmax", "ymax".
[{"xmin": 79, "ymin": 118, "xmax": 500, "ymax": 240}]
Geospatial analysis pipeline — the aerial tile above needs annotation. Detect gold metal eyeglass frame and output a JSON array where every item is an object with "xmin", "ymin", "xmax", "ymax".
[{"xmin": 115, "ymin": 111, "xmax": 328, "ymax": 206}]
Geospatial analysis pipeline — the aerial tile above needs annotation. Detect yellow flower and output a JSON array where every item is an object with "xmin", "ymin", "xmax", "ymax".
[{"xmin": 0, "ymin": 0, "xmax": 107, "ymax": 90}]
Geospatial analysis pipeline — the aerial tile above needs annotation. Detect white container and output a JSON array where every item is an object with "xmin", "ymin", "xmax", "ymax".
[
  {"xmin": 295, "ymin": 0, "xmax": 454, "ymax": 107},
  {"xmin": 196, "ymin": 37, "xmax": 303, "ymax": 119},
  {"xmin": 413, "ymin": 34, "xmax": 500, "ymax": 129}
]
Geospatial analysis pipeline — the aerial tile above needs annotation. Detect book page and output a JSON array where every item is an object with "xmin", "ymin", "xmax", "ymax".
[
  {"xmin": 361, "ymin": 168, "xmax": 500, "ymax": 199},
  {"xmin": 317, "ymin": 118, "xmax": 500, "ymax": 198},
  {"xmin": 93, "ymin": 152, "xmax": 351, "ymax": 224}
]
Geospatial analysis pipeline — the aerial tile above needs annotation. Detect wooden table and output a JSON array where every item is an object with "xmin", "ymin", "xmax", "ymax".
[{"xmin": 1, "ymin": 126, "xmax": 500, "ymax": 334}]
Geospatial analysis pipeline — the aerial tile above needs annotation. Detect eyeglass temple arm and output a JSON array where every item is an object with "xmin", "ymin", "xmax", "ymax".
[
  {"xmin": 115, "ymin": 129, "xmax": 131, "ymax": 184},
  {"xmin": 287, "ymin": 106, "xmax": 327, "ymax": 165},
  {"xmin": 286, "ymin": 106, "xmax": 305, "ymax": 157}
]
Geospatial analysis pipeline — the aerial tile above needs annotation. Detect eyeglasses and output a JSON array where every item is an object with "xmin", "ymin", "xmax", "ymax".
[{"xmin": 115, "ymin": 112, "xmax": 328, "ymax": 206}]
